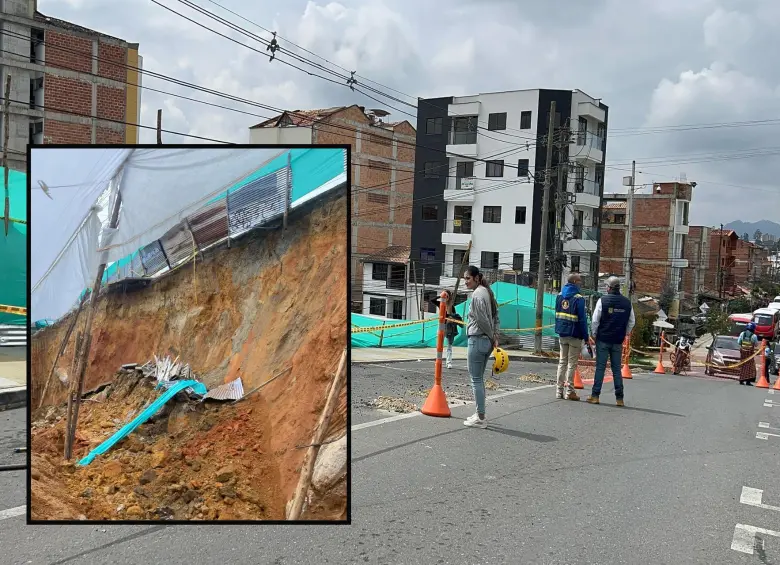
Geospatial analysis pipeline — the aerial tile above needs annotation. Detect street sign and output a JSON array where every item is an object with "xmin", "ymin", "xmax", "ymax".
[
  {"xmin": 657, "ymin": 309, "xmax": 668, "ymax": 321},
  {"xmin": 699, "ymin": 302, "xmax": 709, "ymax": 313}
]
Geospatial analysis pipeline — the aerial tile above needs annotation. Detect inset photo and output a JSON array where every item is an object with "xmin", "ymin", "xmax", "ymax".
[{"xmin": 29, "ymin": 145, "xmax": 349, "ymax": 523}]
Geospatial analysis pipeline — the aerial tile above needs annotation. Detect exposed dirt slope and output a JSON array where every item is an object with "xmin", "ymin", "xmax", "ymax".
[{"xmin": 30, "ymin": 191, "xmax": 348, "ymax": 521}]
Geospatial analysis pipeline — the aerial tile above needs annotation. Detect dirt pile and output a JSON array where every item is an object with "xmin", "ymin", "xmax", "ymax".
[{"xmin": 30, "ymin": 190, "xmax": 348, "ymax": 521}]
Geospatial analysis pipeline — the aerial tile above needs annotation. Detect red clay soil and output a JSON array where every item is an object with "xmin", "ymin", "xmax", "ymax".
[{"xmin": 30, "ymin": 192, "xmax": 348, "ymax": 521}]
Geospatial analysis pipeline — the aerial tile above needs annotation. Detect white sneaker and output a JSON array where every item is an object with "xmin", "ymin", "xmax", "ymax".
[
  {"xmin": 463, "ymin": 413, "xmax": 487, "ymax": 428},
  {"xmin": 555, "ymin": 388, "xmax": 564, "ymax": 399},
  {"xmin": 446, "ymin": 363, "xmax": 452, "ymax": 369}
]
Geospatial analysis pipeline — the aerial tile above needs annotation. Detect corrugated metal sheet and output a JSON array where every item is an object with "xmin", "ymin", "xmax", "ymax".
[
  {"xmin": 226, "ymin": 167, "xmax": 288, "ymax": 237},
  {"xmin": 139, "ymin": 240, "xmax": 169, "ymax": 276},
  {"xmin": 0, "ymin": 325, "xmax": 26, "ymax": 347},
  {"xmin": 160, "ymin": 222, "xmax": 195, "ymax": 269},
  {"xmin": 188, "ymin": 199, "xmax": 228, "ymax": 250},
  {"xmin": 203, "ymin": 377, "xmax": 244, "ymax": 401}
]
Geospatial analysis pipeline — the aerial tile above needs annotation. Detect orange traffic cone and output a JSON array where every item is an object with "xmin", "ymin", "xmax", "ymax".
[
  {"xmin": 757, "ymin": 340, "xmax": 770, "ymax": 389},
  {"xmin": 573, "ymin": 363, "xmax": 584, "ymax": 390},
  {"xmin": 654, "ymin": 350, "xmax": 666, "ymax": 374},
  {"xmin": 622, "ymin": 363, "xmax": 633, "ymax": 379},
  {"xmin": 773, "ymin": 374, "xmax": 780, "ymax": 390},
  {"xmin": 421, "ymin": 384, "xmax": 451, "ymax": 417},
  {"xmin": 622, "ymin": 336, "xmax": 633, "ymax": 379}
]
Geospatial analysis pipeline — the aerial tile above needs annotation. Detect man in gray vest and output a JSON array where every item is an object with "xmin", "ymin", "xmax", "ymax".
[{"xmin": 587, "ymin": 276, "xmax": 635, "ymax": 406}]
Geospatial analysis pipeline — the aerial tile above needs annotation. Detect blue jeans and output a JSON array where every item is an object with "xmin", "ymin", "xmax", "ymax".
[
  {"xmin": 467, "ymin": 335, "xmax": 492, "ymax": 416},
  {"xmin": 592, "ymin": 340, "xmax": 624, "ymax": 399}
]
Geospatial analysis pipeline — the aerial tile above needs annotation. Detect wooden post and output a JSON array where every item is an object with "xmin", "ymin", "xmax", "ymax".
[
  {"xmin": 156, "ymin": 109, "xmax": 162, "ymax": 144},
  {"xmin": 283, "ymin": 151, "xmax": 292, "ymax": 230},
  {"xmin": 411, "ymin": 260, "xmax": 419, "ymax": 321},
  {"xmin": 38, "ymin": 297, "xmax": 87, "ymax": 409},
  {"xmin": 378, "ymin": 321, "xmax": 386, "ymax": 348},
  {"xmin": 2, "ymin": 74, "xmax": 11, "ymax": 237},
  {"xmin": 288, "ymin": 348, "xmax": 347, "ymax": 520},
  {"xmin": 64, "ymin": 190, "xmax": 123, "ymax": 460},
  {"xmin": 420, "ymin": 269, "xmax": 426, "ymax": 343}
]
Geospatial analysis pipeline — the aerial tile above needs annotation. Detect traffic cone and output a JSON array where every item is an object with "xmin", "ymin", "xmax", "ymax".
[
  {"xmin": 654, "ymin": 349, "xmax": 666, "ymax": 374},
  {"xmin": 757, "ymin": 340, "xmax": 770, "ymax": 389},
  {"xmin": 621, "ymin": 336, "xmax": 633, "ymax": 379},
  {"xmin": 573, "ymin": 363, "xmax": 584, "ymax": 389},
  {"xmin": 622, "ymin": 363, "xmax": 633, "ymax": 379},
  {"xmin": 773, "ymin": 374, "xmax": 780, "ymax": 390},
  {"xmin": 421, "ymin": 384, "xmax": 451, "ymax": 417}
]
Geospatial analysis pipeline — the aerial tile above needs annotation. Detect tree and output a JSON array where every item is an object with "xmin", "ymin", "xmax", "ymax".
[
  {"xmin": 754, "ymin": 229, "xmax": 763, "ymax": 241},
  {"xmin": 658, "ymin": 281, "xmax": 675, "ymax": 315},
  {"xmin": 742, "ymin": 232, "xmax": 750, "ymax": 241},
  {"xmin": 704, "ymin": 309, "xmax": 730, "ymax": 340}
]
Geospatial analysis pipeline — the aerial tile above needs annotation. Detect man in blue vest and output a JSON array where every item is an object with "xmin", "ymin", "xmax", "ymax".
[
  {"xmin": 588, "ymin": 276, "xmax": 635, "ymax": 406},
  {"xmin": 554, "ymin": 273, "xmax": 588, "ymax": 401}
]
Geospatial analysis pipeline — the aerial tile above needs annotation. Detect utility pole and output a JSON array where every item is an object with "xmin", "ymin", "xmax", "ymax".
[
  {"xmin": 623, "ymin": 160, "xmax": 636, "ymax": 297},
  {"xmin": 553, "ymin": 122, "xmax": 568, "ymax": 291},
  {"xmin": 716, "ymin": 222, "xmax": 724, "ymax": 300},
  {"xmin": 156, "ymin": 109, "xmax": 163, "ymax": 144},
  {"xmin": 535, "ymin": 101, "xmax": 556, "ymax": 354},
  {"xmin": 2, "ymin": 74, "xmax": 11, "ymax": 237}
]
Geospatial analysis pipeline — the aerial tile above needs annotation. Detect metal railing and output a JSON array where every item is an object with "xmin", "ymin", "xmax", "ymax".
[
  {"xmin": 449, "ymin": 130, "xmax": 478, "ymax": 145},
  {"xmin": 575, "ymin": 130, "xmax": 604, "ymax": 152},
  {"xmin": 443, "ymin": 218, "xmax": 473, "ymax": 234},
  {"xmin": 574, "ymin": 179, "xmax": 600, "ymax": 196},
  {"xmin": 572, "ymin": 225, "xmax": 600, "ymax": 242},
  {"xmin": 449, "ymin": 176, "xmax": 476, "ymax": 191}
]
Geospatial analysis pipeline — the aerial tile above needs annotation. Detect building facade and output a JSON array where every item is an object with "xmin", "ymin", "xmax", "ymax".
[
  {"xmin": 0, "ymin": 0, "xmax": 141, "ymax": 171},
  {"xmin": 600, "ymin": 182, "xmax": 692, "ymax": 297},
  {"xmin": 248, "ymin": 105, "xmax": 416, "ymax": 312},
  {"xmin": 410, "ymin": 88, "xmax": 608, "ymax": 294},
  {"xmin": 706, "ymin": 229, "xmax": 738, "ymax": 295},
  {"xmin": 681, "ymin": 225, "xmax": 712, "ymax": 297}
]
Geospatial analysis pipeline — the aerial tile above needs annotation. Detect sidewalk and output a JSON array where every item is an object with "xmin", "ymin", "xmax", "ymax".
[{"xmin": 0, "ymin": 347, "xmax": 26, "ymax": 411}]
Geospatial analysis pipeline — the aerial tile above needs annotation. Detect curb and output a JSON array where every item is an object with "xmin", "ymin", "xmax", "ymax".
[{"xmin": 0, "ymin": 387, "xmax": 27, "ymax": 412}]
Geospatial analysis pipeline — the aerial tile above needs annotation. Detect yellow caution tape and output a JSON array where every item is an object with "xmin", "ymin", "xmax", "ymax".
[
  {"xmin": 660, "ymin": 335, "xmax": 764, "ymax": 370},
  {"xmin": 0, "ymin": 304, "xmax": 26, "ymax": 316}
]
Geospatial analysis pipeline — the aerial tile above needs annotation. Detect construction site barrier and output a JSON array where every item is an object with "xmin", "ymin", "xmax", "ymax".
[
  {"xmin": 420, "ymin": 291, "xmax": 451, "ymax": 418},
  {"xmin": 660, "ymin": 333, "xmax": 764, "ymax": 374}
]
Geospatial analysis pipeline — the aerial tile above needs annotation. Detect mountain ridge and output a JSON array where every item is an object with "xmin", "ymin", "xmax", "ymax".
[{"xmin": 724, "ymin": 219, "xmax": 780, "ymax": 238}]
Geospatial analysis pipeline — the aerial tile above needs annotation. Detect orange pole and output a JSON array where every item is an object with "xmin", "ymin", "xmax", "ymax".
[
  {"xmin": 621, "ymin": 334, "xmax": 633, "ymax": 379},
  {"xmin": 757, "ymin": 339, "xmax": 770, "ymax": 388},
  {"xmin": 421, "ymin": 291, "xmax": 452, "ymax": 417},
  {"xmin": 654, "ymin": 331, "xmax": 666, "ymax": 374}
]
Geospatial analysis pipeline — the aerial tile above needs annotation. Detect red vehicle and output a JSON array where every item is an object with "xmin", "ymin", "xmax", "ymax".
[
  {"xmin": 752, "ymin": 308, "xmax": 780, "ymax": 341},
  {"xmin": 727, "ymin": 313, "xmax": 752, "ymax": 337}
]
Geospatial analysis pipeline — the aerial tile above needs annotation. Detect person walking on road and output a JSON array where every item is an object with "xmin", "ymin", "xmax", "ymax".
[
  {"xmin": 463, "ymin": 265, "xmax": 500, "ymax": 429},
  {"xmin": 429, "ymin": 292, "xmax": 463, "ymax": 369},
  {"xmin": 737, "ymin": 322, "xmax": 759, "ymax": 386},
  {"xmin": 554, "ymin": 272, "xmax": 587, "ymax": 401},
  {"xmin": 587, "ymin": 276, "xmax": 635, "ymax": 406}
]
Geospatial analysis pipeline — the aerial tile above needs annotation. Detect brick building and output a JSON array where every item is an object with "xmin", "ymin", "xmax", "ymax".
[
  {"xmin": 681, "ymin": 225, "xmax": 711, "ymax": 297},
  {"xmin": 706, "ymin": 229, "xmax": 737, "ymax": 295},
  {"xmin": 0, "ymin": 0, "xmax": 141, "ymax": 171},
  {"xmin": 248, "ymin": 105, "xmax": 416, "ymax": 311},
  {"xmin": 600, "ymin": 182, "xmax": 692, "ymax": 296}
]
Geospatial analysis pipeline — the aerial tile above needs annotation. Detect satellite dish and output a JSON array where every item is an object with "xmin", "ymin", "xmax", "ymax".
[{"xmin": 368, "ymin": 109, "xmax": 390, "ymax": 117}]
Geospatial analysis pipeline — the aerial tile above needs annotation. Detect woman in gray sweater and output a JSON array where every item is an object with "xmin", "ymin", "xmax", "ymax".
[{"xmin": 462, "ymin": 265, "xmax": 500, "ymax": 428}]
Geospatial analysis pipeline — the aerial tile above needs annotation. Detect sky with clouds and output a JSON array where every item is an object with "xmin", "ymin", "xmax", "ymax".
[{"xmin": 39, "ymin": 0, "xmax": 780, "ymax": 227}]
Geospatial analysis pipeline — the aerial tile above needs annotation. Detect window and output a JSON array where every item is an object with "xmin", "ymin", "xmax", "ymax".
[
  {"xmin": 570, "ymin": 256, "xmax": 581, "ymax": 272},
  {"xmin": 485, "ymin": 160, "xmax": 504, "ymax": 177},
  {"xmin": 481, "ymin": 251, "xmax": 499, "ymax": 270},
  {"xmin": 372, "ymin": 263, "xmax": 388, "ymax": 281},
  {"xmin": 367, "ymin": 193, "xmax": 389, "ymax": 204},
  {"xmin": 452, "ymin": 116, "xmax": 478, "ymax": 144},
  {"xmin": 613, "ymin": 213, "xmax": 626, "ymax": 224},
  {"xmin": 426, "ymin": 117, "xmax": 443, "ymax": 135},
  {"xmin": 517, "ymin": 159, "xmax": 529, "ymax": 177},
  {"xmin": 388, "ymin": 265, "xmax": 405, "ymax": 290},
  {"xmin": 369, "ymin": 297, "xmax": 386, "ymax": 316},
  {"xmin": 391, "ymin": 299, "xmax": 404, "ymax": 320},
  {"xmin": 515, "ymin": 206, "xmax": 527, "ymax": 224},
  {"xmin": 483, "ymin": 206, "xmax": 502, "ymax": 223},
  {"xmin": 421, "ymin": 205, "xmax": 438, "ymax": 221},
  {"xmin": 424, "ymin": 162, "xmax": 442, "ymax": 178},
  {"xmin": 453, "ymin": 205, "xmax": 472, "ymax": 234},
  {"xmin": 513, "ymin": 253, "xmax": 524, "ymax": 272},
  {"xmin": 520, "ymin": 111, "xmax": 532, "ymax": 129},
  {"xmin": 452, "ymin": 249, "xmax": 467, "ymax": 277},
  {"xmin": 420, "ymin": 248, "xmax": 436, "ymax": 263},
  {"xmin": 487, "ymin": 112, "xmax": 507, "ymax": 131},
  {"xmin": 456, "ymin": 161, "xmax": 474, "ymax": 178}
]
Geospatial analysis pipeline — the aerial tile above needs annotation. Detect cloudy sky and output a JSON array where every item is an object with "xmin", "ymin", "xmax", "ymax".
[{"xmin": 39, "ymin": 0, "xmax": 780, "ymax": 226}]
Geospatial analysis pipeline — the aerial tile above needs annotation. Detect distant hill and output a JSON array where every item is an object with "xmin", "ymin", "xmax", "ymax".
[{"xmin": 724, "ymin": 220, "xmax": 780, "ymax": 238}]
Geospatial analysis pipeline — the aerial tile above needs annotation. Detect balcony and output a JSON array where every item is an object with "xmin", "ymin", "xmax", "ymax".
[
  {"xmin": 446, "ymin": 129, "xmax": 478, "ymax": 157},
  {"xmin": 563, "ymin": 226, "xmax": 599, "ymax": 253},
  {"xmin": 573, "ymin": 179, "xmax": 601, "ymax": 208},
  {"xmin": 577, "ymin": 101, "xmax": 606, "ymax": 122},
  {"xmin": 674, "ymin": 223, "xmax": 690, "ymax": 235},
  {"xmin": 570, "ymin": 131, "xmax": 604, "ymax": 164},
  {"xmin": 442, "ymin": 218, "xmax": 472, "ymax": 247},
  {"xmin": 444, "ymin": 176, "xmax": 476, "ymax": 202}
]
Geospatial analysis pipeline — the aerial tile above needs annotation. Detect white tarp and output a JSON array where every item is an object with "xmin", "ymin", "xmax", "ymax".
[
  {"xmin": 31, "ymin": 147, "xmax": 285, "ymax": 323},
  {"xmin": 101, "ymin": 148, "xmax": 284, "ymax": 263}
]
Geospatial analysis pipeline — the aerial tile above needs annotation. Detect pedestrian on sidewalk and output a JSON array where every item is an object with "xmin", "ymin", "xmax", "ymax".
[
  {"xmin": 737, "ymin": 322, "xmax": 758, "ymax": 386},
  {"xmin": 587, "ymin": 276, "xmax": 635, "ymax": 406},
  {"xmin": 554, "ymin": 272, "xmax": 587, "ymax": 401},
  {"xmin": 462, "ymin": 265, "xmax": 500, "ymax": 429},
  {"xmin": 429, "ymin": 292, "xmax": 463, "ymax": 369}
]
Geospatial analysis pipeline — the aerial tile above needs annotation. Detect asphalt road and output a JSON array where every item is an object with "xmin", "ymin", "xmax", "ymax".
[{"xmin": 2, "ymin": 363, "xmax": 780, "ymax": 564}]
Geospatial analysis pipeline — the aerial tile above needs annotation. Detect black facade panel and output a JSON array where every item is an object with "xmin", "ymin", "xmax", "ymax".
[{"xmin": 410, "ymin": 96, "xmax": 453, "ymax": 285}]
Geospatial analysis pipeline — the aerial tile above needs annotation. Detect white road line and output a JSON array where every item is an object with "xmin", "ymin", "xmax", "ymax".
[
  {"xmin": 740, "ymin": 486, "xmax": 780, "ymax": 512},
  {"xmin": 0, "ymin": 506, "xmax": 25, "ymax": 521},
  {"xmin": 769, "ymin": 389, "xmax": 775, "ymax": 394},
  {"xmin": 731, "ymin": 523, "xmax": 780, "ymax": 555},
  {"xmin": 756, "ymin": 431, "xmax": 780, "ymax": 440},
  {"xmin": 758, "ymin": 422, "xmax": 780, "ymax": 430},
  {"xmin": 352, "ymin": 384, "xmax": 553, "ymax": 431}
]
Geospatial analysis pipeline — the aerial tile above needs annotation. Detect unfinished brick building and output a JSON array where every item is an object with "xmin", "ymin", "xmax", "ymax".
[
  {"xmin": 0, "ymin": 0, "xmax": 141, "ymax": 171},
  {"xmin": 249, "ymin": 105, "xmax": 416, "ymax": 311},
  {"xmin": 600, "ymin": 182, "xmax": 692, "ymax": 297}
]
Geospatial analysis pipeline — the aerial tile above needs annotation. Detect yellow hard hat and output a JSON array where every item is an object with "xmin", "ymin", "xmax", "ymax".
[{"xmin": 493, "ymin": 347, "xmax": 509, "ymax": 374}]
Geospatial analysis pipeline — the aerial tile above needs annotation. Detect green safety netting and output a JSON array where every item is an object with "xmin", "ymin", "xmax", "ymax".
[
  {"xmin": 0, "ymin": 167, "xmax": 27, "ymax": 326},
  {"xmin": 351, "ymin": 281, "xmax": 560, "ymax": 348}
]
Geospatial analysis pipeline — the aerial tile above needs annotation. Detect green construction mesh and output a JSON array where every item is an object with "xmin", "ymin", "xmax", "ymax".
[{"xmin": 0, "ymin": 167, "xmax": 27, "ymax": 326}]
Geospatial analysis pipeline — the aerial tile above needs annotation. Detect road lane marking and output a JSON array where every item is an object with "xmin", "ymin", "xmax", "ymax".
[
  {"xmin": 0, "ymin": 506, "xmax": 25, "ymax": 521},
  {"xmin": 731, "ymin": 524, "xmax": 780, "ymax": 555},
  {"xmin": 740, "ymin": 487, "xmax": 780, "ymax": 512},
  {"xmin": 756, "ymin": 431, "xmax": 780, "ymax": 440},
  {"xmin": 351, "ymin": 384, "xmax": 553, "ymax": 431},
  {"xmin": 759, "ymin": 422, "xmax": 780, "ymax": 430}
]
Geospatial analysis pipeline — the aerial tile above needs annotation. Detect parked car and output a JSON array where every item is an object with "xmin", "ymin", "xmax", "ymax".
[
  {"xmin": 705, "ymin": 335, "xmax": 756, "ymax": 379},
  {"xmin": 770, "ymin": 343, "xmax": 780, "ymax": 376}
]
